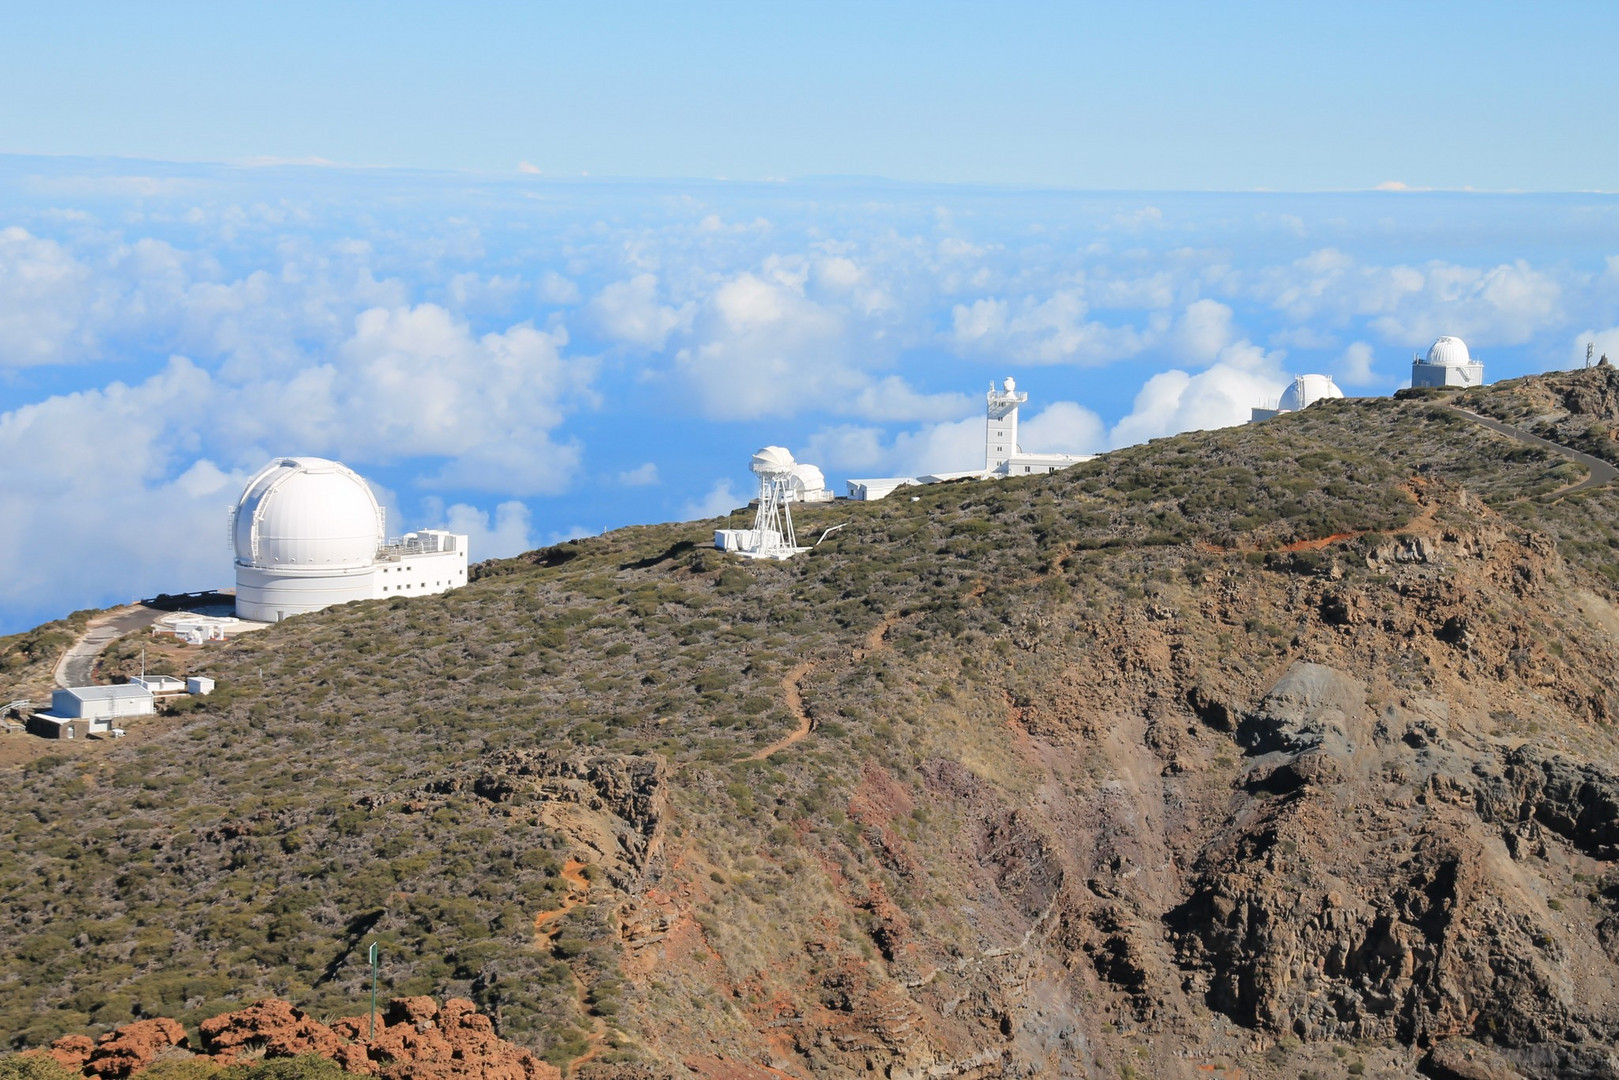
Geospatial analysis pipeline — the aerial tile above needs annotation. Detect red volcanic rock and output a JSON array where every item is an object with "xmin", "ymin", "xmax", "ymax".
[
  {"xmin": 198, "ymin": 998, "xmax": 348, "ymax": 1063},
  {"xmin": 35, "ymin": 1034, "xmax": 93, "ymax": 1071},
  {"xmin": 383, "ymin": 996, "xmax": 440, "ymax": 1027},
  {"xmin": 368, "ymin": 996, "xmax": 560, "ymax": 1080},
  {"xmin": 20, "ymin": 996, "xmax": 557, "ymax": 1080},
  {"xmin": 83, "ymin": 1018, "xmax": 189, "ymax": 1079}
]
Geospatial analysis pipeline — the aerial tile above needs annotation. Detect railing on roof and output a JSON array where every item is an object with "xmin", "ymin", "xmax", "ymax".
[{"xmin": 378, "ymin": 532, "xmax": 456, "ymax": 559}]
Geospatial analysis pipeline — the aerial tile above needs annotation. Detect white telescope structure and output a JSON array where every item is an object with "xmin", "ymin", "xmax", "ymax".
[{"xmin": 714, "ymin": 446, "xmax": 812, "ymax": 560}]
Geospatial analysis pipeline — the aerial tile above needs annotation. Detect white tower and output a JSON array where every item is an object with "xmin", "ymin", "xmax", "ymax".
[
  {"xmin": 745, "ymin": 446, "xmax": 803, "ymax": 559},
  {"xmin": 986, "ymin": 377, "xmax": 1027, "ymax": 471}
]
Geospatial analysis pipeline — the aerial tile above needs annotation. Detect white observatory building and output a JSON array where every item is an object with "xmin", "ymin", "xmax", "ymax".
[
  {"xmin": 231, "ymin": 457, "xmax": 469, "ymax": 622},
  {"xmin": 1412, "ymin": 336, "xmax": 1484, "ymax": 388},
  {"xmin": 1251, "ymin": 374, "xmax": 1345, "ymax": 422},
  {"xmin": 848, "ymin": 377, "xmax": 1092, "ymax": 500}
]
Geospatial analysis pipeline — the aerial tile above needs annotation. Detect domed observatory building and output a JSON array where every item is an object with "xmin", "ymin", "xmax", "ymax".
[
  {"xmin": 1412, "ymin": 336, "xmax": 1484, "ymax": 388},
  {"xmin": 231, "ymin": 457, "xmax": 469, "ymax": 622},
  {"xmin": 1251, "ymin": 374, "xmax": 1345, "ymax": 421}
]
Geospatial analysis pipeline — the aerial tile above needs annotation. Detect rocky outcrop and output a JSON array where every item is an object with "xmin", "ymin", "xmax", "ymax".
[
  {"xmin": 1473, "ymin": 747, "xmax": 1619, "ymax": 861},
  {"xmin": 426, "ymin": 749, "xmax": 667, "ymax": 876},
  {"xmin": 33, "ymin": 1019, "xmax": 190, "ymax": 1078},
  {"xmin": 25, "ymin": 997, "xmax": 560, "ymax": 1080}
]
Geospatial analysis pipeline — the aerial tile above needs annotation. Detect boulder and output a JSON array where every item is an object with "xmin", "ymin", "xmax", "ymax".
[
  {"xmin": 83, "ymin": 1018, "xmax": 189, "ymax": 1079},
  {"xmin": 198, "ymin": 998, "xmax": 348, "ymax": 1062}
]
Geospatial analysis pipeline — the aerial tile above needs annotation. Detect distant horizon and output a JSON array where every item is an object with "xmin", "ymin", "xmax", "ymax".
[{"xmin": 10, "ymin": 151, "xmax": 1619, "ymax": 197}]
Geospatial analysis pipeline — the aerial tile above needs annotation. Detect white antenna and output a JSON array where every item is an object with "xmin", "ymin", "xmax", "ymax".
[{"xmin": 1588, "ymin": 342, "xmax": 1596, "ymax": 368}]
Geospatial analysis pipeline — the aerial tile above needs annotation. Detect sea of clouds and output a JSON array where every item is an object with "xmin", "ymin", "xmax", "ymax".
[{"xmin": 1, "ymin": 155, "xmax": 1617, "ymax": 632}]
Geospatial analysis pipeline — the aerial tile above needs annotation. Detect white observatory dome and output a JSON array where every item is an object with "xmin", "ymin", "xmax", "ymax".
[
  {"xmin": 1277, "ymin": 374, "xmax": 1345, "ymax": 413},
  {"xmin": 788, "ymin": 463, "xmax": 827, "ymax": 501},
  {"xmin": 750, "ymin": 446, "xmax": 797, "ymax": 477},
  {"xmin": 1426, "ymin": 336, "xmax": 1472, "ymax": 367},
  {"xmin": 233, "ymin": 457, "xmax": 384, "ymax": 570}
]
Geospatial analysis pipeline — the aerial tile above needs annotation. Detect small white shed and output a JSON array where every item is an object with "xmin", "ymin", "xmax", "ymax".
[{"xmin": 186, "ymin": 676, "xmax": 215, "ymax": 696}]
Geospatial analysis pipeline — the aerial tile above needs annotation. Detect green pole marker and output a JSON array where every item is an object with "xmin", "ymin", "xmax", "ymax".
[{"xmin": 368, "ymin": 941, "xmax": 379, "ymax": 1039}]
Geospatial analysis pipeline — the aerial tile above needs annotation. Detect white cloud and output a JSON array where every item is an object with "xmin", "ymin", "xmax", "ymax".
[
  {"xmin": 589, "ymin": 273, "xmax": 691, "ymax": 349},
  {"xmin": 538, "ymin": 271, "xmax": 580, "ymax": 305},
  {"xmin": 618, "ymin": 462, "xmax": 660, "ymax": 486},
  {"xmin": 0, "ymin": 227, "xmax": 97, "ymax": 366},
  {"xmin": 220, "ymin": 304, "xmax": 591, "ymax": 495},
  {"xmin": 1334, "ymin": 341, "xmax": 1379, "ymax": 386},
  {"xmin": 0, "ymin": 358, "xmax": 245, "ymax": 617},
  {"xmin": 950, "ymin": 289, "xmax": 1149, "ymax": 365},
  {"xmin": 440, "ymin": 500, "xmax": 536, "ymax": 559},
  {"xmin": 676, "ymin": 270, "xmax": 859, "ymax": 418},
  {"xmin": 682, "ymin": 479, "xmax": 742, "ymax": 520},
  {"xmin": 848, "ymin": 376, "xmax": 973, "ymax": 422},
  {"xmin": 1173, "ymin": 298, "xmax": 1237, "ymax": 362},
  {"xmin": 1108, "ymin": 364, "xmax": 1286, "ymax": 449},
  {"xmin": 1019, "ymin": 401, "xmax": 1106, "ymax": 455}
]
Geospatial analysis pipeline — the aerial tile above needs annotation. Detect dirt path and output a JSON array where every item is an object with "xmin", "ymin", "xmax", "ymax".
[
  {"xmin": 742, "ymin": 660, "xmax": 818, "ymax": 762},
  {"xmin": 532, "ymin": 860, "xmax": 610, "ymax": 1070},
  {"xmin": 53, "ymin": 605, "xmax": 161, "ymax": 688},
  {"xmin": 1441, "ymin": 403, "xmax": 1619, "ymax": 498},
  {"xmin": 741, "ymin": 610, "xmax": 908, "ymax": 764}
]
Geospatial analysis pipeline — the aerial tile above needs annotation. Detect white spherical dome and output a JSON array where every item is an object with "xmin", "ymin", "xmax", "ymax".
[
  {"xmin": 789, "ymin": 463, "xmax": 826, "ymax": 493},
  {"xmin": 1426, "ymin": 336, "xmax": 1472, "ymax": 367},
  {"xmin": 1277, "ymin": 373, "xmax": 1345, "ymax": 412},
  {"xmin": 233, "ymin": 457, "xmax": 384, "ymax": 570},
  {"xmin": 750, "ymin": 446, "xmax": 797, "ymax": 477},
  {"xmin": 1003, "ymin": 376, "xmax": 1017, "ymax": 392}
]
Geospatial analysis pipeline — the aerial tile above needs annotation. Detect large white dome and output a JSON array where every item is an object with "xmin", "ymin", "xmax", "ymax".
[
  {"xmin": 1426, "ymin": 336, "xmax": 1472, "ymax": 367},
  {"xmin": 233, "ymin": 457, "xmax": 384, "ymax": 570},
  {"xmin": 1277, "ymin": 373, "xmax": 1345, "ymax": 412}
]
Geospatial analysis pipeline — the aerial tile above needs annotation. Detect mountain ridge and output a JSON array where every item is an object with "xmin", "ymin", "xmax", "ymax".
[{"xmin": 5, "ymin": 368, "xmax": 1619, "ymax": 1079}]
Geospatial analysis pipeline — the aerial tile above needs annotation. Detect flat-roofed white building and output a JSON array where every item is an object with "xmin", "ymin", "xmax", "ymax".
[{"xmin": 44, "ymin": 684, "xmax": 155, "ymax": 721}]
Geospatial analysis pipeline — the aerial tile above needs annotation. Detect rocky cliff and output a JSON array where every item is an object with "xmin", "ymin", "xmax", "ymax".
[{"xmin": 5, "ymin": 371, "xmax": 1619, "ymax": 1080}]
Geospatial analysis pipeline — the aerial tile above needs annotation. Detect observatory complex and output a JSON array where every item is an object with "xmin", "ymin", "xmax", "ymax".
[
  {"xmin": 1412, "ymin": 336, "xmax": 1484, "ymax": 388},
  {"xmin": 230, "ymin": 457, "xmax": 469, "ymax": 622},
  {"xmin": 848, "ymin": 377, "xmax": 1093, "ymax": 500},
  {"xmin": 1250, "ymin": 373, "xmax": 1346, "ymax": 422}
]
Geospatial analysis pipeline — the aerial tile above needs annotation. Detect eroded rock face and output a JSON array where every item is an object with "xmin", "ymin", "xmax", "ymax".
[
  {"xmin": 426, "ymin": 749, "xmax": 667, "ymax": 878},
  {"xmin": 1167, "ymin": 662, "xmax": 1619, "ymax": 1060}
]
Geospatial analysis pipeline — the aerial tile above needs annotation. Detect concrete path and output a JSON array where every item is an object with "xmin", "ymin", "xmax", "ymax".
[
  {"xmin": 1440, "ymin": 404, "xmax": 1619, "ymax": 498},
  {"xmin": 53, "ymin": 605, "xmax": 162, "ymax": 688}
]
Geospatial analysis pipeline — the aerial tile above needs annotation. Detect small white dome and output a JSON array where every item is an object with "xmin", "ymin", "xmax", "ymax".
[
  {"xmin": 233, "ymin": 457, "xmax": 384, "ymax": 570},
  {"xmin": 1003, "ymin": 376, "xmax": 1017, "ymax": 392},
  {"xmin": 788, "ymin": 463, "xmax": 826, "ymax": 493},
  {"xmin": 750, "ymin": 446, "xmax": 797, "ymax": 477},
  {"xmin": 1277, "ymin": 374, "xmax": 1345, "ymax": 412},
  {"xmin": 1426, "ymin": 336, "xmax": 1472, "ymax": 367}
]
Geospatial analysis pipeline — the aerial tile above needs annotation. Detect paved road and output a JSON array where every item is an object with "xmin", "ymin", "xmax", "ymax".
[
  {"xmin": 1440, "ymin": 404, "xmax": 1619, "ymax": 498},
  {"xmin": 53, "ymin": 605, "xmax": 163, "ymax": 688}
]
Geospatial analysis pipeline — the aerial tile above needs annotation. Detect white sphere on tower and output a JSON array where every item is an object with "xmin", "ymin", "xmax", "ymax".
[{"xmin": 750, "ymin": 446, "xmax": 797, "ymax": 477}]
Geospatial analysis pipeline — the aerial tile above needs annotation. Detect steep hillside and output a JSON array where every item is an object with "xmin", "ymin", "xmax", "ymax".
[{"xmin": 6, "ymin": 371, "xmax": 1619, "ymax": 1080}]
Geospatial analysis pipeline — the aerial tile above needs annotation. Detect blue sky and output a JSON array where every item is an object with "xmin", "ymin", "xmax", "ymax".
[{"xmin": 2, "ymin": 6, "xmax": 1619, "ymax": 633}]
